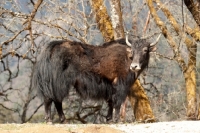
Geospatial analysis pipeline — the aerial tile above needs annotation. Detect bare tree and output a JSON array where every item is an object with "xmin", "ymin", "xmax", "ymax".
[
  {"xmin": 184, "ymin": 0, "xmax": 200, "ymax": 119},
  {"xmin": 146, "ymin": 0, "xmax": 200, "ymax": 120}
]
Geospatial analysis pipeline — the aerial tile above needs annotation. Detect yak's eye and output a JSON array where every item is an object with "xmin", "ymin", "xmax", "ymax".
[
  {"xmin": 143, "ymin": 47, "xmax": 148, "ymax": 53},
  {"xmin": 129, "ymin": 56, "xmax": 133, "ymax": 60}
]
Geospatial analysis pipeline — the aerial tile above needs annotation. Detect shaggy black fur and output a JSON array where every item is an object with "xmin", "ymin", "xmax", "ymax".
[{"xmin": 32, "ymin": 38, "xmax": 154, "ymax": 123}]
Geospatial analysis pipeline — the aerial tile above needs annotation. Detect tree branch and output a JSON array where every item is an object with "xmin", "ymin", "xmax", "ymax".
[{"xmin": 146, "ymin": 0, "xmax": 187, "ymax": 72}]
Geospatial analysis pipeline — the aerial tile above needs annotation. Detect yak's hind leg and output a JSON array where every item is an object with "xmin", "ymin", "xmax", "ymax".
[
  {"xmin": 106, "ymin": 99, "xmax": 113, "ymax": 122},
  {"xmin": 44, "ymin": 98, "xmax": 53, "ymax": 124},
  {"xmin": 54, "ymin": 101, "xmax": 66, "ymax": 123}
]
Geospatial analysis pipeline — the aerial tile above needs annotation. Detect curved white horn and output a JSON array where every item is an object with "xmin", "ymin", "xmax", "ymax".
[
  {"xmin": 126, "ymin": 32, "xmax": 132, "ymax": 47},
  {"xmin": 150, "ymin": 34, "xmax": 162, "ymax": 46}
]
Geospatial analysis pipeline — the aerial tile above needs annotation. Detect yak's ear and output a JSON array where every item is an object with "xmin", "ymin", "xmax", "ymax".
[
  {"xmin": 126, "ymin": 47, "xmax": 132, "ymax": 53},
  {"xmin": 126, "ymin": 47, "xmax": 132, "ymax": 59},
  {"xmin": 149, "ymin": 45, "xmax": 157, "ymax": 52}
]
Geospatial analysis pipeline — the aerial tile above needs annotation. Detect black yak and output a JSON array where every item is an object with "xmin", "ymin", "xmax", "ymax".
[{"xmin": 32, "ymin": 34, "xmax": 161, "ymax": 123}]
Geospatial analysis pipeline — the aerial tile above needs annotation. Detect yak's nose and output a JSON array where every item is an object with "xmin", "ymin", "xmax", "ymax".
[{"xmin": 130, "ymin": 63, "xmax": 141, "ymax": 71}]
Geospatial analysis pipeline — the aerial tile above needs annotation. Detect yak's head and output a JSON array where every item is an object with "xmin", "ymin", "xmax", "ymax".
[{"xmin": 126, "ymin": 33, "xmax": 161, "ymax": 74}]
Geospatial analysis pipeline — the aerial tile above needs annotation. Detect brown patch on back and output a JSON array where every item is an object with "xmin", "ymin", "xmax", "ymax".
[
  {"xmin": 57, "ymin": 41, "xmax": 132, "ymax": 83},
  {"xmin": 92, "ymin": 44, "xmax": 131, "ymax": 82}
]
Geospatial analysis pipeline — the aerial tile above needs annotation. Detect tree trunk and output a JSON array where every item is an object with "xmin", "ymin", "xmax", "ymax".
[
  {"xmin": 129, "ymin": 80, "xmax": 155, "ymax": 122},
  {"xmin": 147, "ymin": 0, "xmax": 198, "ymax": 119},
  {"xmin": 109, "ymin": 0, "xmax": 125, "ymax": 39},
  {"xmin": 184, "ymin": 0, "xmax": 200, "ymax": 119},
  {"xmin": 91, "ymin": 0, "xmax": 114, "ymax": 42},
  {"xmin": 184, "ymin": 0, "xmax": 200, "ymax": 27},
  {"xmin": 91, "ymin": 0, "xmax": 155, "ymax": 122},
  {"xmin": 184, "ymin": 47, "xmax": 197, "ymax": 119}
]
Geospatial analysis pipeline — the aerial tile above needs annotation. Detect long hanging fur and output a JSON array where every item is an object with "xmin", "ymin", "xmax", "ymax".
[{"xmin": 31, "ymin": 38, "xmax": 152, "ymax": 123}]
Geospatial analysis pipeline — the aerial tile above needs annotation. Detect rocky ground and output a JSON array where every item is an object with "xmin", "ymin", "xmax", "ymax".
[{"xmin": 0, "ymin": 121, "xmax": 200, "ymax": 133}]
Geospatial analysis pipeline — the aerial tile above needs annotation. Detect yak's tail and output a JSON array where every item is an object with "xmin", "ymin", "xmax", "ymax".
[{"xmin": 31, "ymin": 40, "xmax": 69, "ymax": 102}]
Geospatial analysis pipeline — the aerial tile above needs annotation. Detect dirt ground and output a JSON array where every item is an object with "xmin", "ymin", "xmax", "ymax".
[
  {"xmin": 1, "ymin": 121, "xmax": 200, "ymax": 133},
  {"xmin": 0, "ymin": 124, "xmax": 123, "ymax": 133}
]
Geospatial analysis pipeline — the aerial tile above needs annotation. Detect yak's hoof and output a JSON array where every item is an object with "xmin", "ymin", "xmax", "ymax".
[
  {"xmin": 46, "ymin": 121, "xmax": 53, "ymax": 125},
  {"xmin": 106, "ymin": 118, "xmax": 121, "ymax": 124},
  {"xmin": 106, "ymin": 119, "xmax": 114, "ymax": 124},
  {"xmin": 106, "ymin": 117, "xmax": 112, "ymax": 121},
  {"xmin": 60, "ymin": 119, "xmax": 67, "ymax": 124},
  {"xmin": 45, "ymin": 117, "xmax": 53, "ymax": 124}
]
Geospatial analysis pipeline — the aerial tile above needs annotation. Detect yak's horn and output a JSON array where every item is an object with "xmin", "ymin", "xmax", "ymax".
[
  {"xmin": 150, "ymin": 34, "xmax": 162, "ymax": 46},
  {"xmin": 126, "ymin": 32, "xmax": 132, "ymax": 47}
]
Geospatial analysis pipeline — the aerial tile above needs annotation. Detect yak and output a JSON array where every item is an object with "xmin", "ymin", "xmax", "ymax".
[{"xmin": 31, "ymin": 34, "xmax": 161, "ymax": 123}]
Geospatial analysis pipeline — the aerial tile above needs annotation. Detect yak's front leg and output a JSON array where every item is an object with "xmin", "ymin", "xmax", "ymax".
[
  {"xmin": 44, "ymin": 98, "xmax": 53, "ymax": 124},
  {"xmin": 54, "ymin": 101, "xmax": 66, "ymax": 123},
  {"xmin": 112, "ymin": 85, "xmax": 129, "ymax": 123},
  {"xmin": 111, "ymin": 95, "xmax": 122, "ymax": 123},
  {"xmin": 114, "ymin": 105, "xmax": 121, "ymax": 123},
  {"xmin": 106, "ymin": 99, "xmax": 113, "ymax": 122}
]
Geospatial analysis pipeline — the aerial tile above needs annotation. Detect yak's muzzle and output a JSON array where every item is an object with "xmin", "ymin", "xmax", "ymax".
[{"xmin": 130, "ymin": 63, "xmax": 141, "ymax": 71}]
